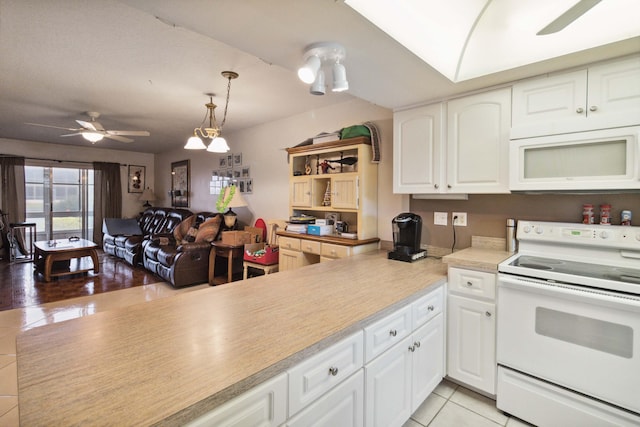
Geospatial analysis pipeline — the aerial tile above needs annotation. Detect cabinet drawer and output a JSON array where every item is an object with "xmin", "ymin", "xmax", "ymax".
[
  {"xmin": 288, "ymin": 331, "xmax": 364, "ymax": 417},
  {"xmin": 412, "ymin": 285, "xmax": 444, "ymax": 330},
  {"xmin": 321, "ymin": 243, "xmax": 350, "ymax": 259},
  {"xmin": 300, "ymin": 240, "xmax": 321, "ymax": 255},
  {"xmin": 448, "ymin": 267, "xmax": 496, "ymax": 300},
  {"xmin": 185, "ymin": 372, "xmax": 287, "ymax": 427},
  {"xmin": 364, "ymin": 305, "xmax": 412, "ymax": 363},
  {"xmin": 279, "ymin": 236, "xmax": 301, "ymax": 251}
]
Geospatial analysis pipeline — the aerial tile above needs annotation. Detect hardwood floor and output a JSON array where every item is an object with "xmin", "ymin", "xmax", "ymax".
[{"xmin": 0, "ymin": 250, "xmax": 162, "ymax": 311}]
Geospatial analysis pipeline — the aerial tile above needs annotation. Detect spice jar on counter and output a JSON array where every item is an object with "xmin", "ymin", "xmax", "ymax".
[
  {"xmin": 600, "ymin": 204, "xmax": 611, "ymax": 225},
  {"xmin": 582, "ymin": 204, "xmax": 594, "ymax": 224}
]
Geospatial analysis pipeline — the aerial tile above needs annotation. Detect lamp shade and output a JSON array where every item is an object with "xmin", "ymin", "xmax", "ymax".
[
  {"xmin": 184, "ymin": 135, "xmax": 207, "ymax": 149},
  {"xmin": 223, "ymin": 186, "xmax": 248, "ymax": 209},
  {"xmin": 140, "ymin": 187, "xmax": 156, "ymax": 201},
  {"xmin": 207, "ymin": 136, "xmax": 230, "ymax": 153}
]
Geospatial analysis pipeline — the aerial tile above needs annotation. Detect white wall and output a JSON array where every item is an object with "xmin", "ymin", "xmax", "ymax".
[
  {"xmin": 155, "ymin": 98, "xmax": 405, "ymax": 242},
  {"xmin": 0, "ymin": 138, "xmax": 155, "ymax": 218}
]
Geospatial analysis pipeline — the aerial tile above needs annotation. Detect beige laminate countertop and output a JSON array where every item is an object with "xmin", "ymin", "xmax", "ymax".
[
  {"xmin": 442, "ymin": 247, "xmax": 513, "ymax": 271},
  {"xmin": 16, "ymin": 251, "xmax": 446, "ymax": 426}
]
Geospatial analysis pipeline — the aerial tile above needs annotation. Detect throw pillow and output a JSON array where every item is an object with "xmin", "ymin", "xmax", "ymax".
[
  {"xmin": 195, "ymin": 216, "xmax": 222, "ymax": 243},
  {"xmin": 181, "ymin": 225, "xmax": 199, "ymax": 244},
  {"xmin": 173, "ymin": 216, "xmax": 195, "ymax": 242}
]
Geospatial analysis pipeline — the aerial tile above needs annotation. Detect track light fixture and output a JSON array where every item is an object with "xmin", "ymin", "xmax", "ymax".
[
  {"xmin": 297, "ymin": 42, "xmax": 348, "ymax": 95},
  {"xmin": 185, "ymin": 71, "xmax": 238, "ymax": 152}
]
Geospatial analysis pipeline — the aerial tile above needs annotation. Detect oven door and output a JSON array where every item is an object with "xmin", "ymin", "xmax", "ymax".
[{"xmin": 497, "ymin": 274, "xmax": 640, "ymax": 414}]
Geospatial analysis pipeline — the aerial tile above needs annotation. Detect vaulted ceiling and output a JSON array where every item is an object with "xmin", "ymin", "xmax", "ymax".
[{"xmin": 1, "ymin": 0, "xmax": 638, "ymax": 154}]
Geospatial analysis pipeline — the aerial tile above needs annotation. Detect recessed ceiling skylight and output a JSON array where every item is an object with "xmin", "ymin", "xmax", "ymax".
[{"xmin": 345, "ymin": 0, "xmax": 640, "ymax": 82}]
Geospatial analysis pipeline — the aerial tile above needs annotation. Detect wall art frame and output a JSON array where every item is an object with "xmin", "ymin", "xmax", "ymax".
[
  {"xmin": 128, "ymin": 165, "xmax": 145, "ymax": 193},
  {"xmin": 171, "ymin": 160, "xmax": 190, "ymax": 207}
]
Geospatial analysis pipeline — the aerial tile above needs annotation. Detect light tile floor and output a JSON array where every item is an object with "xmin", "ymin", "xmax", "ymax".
[{"xmin": 0, "ymin": 283, "xmax": 533, "ymax": 427}]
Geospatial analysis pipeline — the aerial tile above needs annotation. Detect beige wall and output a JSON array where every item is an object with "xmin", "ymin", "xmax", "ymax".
[{"xmin": 411, "ymin": 193, "xmax": 640, "ymax": 251}]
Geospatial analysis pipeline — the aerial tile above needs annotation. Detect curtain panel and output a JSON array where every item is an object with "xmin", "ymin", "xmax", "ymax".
[{"xmin": 93, "ymin": 162, "xmax": 122, "ymax": 245}]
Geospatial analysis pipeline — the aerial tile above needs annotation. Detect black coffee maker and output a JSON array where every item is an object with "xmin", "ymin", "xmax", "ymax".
[{"xmin": 388, "ymin": 213, "xmax": 427, "ymax": 262}]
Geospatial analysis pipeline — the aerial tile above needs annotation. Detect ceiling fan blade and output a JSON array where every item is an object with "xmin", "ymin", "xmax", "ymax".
[
  {"xmin": 60, "ymin": 133, "xmax": 83, "ymax": 137},
  {"xmin": 106, "ymin": 130, "xmax": 150, "ymax": 136},
  {"xmin": 25, "ymin": 122, "xmax": 80, "ymax": 132},
  {"xmin": 537, "ymin": 0, "xmax": 602, "ymax": 35},
  {"xmin": 76, "ymin": 119, "xmax": 97, "ymax": 131},
  {"xmin": 103, "ymin": 134, "xmax": 133, "ymax": 143}
]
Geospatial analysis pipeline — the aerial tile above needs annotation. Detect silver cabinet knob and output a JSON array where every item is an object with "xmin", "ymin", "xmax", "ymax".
[
  {"xmin": 414, "ymin": 341, "xmax": 421, "ymax": 348},
  {"xmin": 427, "ymin": 305, "xmax": 435, "ymax": 311},
  {"xmin": 589, "ymin": 105, "xmax": 598, "ymax": 112},
  {"xmin": 466, "ymin": 281, "xmax": 473, "ymax": 287},
  {"xmin": 389, "ymin": 329, "xmax": 397, "ymax": 337},
  {"xmin": 434, "ymin": 184, "xmax": 439, "ymax": 189},
  {"xmin": 576, "ymin": 107, "xmax": 584, "ymax": 114},
  {"xmin": 328, "ymin": 366, "xmax": 339, "ymax": 376},
  {"xmin": 447, "ymin": 184, "xmax": 452, "ymax": 189},
  {"xmin": 486, "ymin": 311, "xmax": 492, "ymax": 317}
]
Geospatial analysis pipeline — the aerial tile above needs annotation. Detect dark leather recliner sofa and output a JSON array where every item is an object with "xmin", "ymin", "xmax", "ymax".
[
  {"xmin": 103, "ymin": 207, "xmax": 193, "ymax": 267},
  {"xmin": 142, "ymin": 211, "xmax": 223, "ymax": 288}
]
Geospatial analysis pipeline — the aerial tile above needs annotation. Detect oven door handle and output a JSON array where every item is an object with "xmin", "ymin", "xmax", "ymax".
[{"xmin": 498, "ymin": 274, "xmax": 640, "ymax": 310}]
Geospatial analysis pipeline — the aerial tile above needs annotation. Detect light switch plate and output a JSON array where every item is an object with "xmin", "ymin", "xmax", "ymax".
[{"xmin": 434, "ymin": 212, "xmax": 448, "ymax": 226}]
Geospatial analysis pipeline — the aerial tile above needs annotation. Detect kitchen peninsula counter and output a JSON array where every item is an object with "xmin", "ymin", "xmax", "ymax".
[{"xmin": 16, "ymin": 251, "xmax": 446, "ymax": 426}]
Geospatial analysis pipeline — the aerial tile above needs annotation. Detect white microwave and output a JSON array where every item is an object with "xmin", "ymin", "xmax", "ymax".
[{"xmin": 509, "ymin": 126, "xmax": 640, "ymax": 191}]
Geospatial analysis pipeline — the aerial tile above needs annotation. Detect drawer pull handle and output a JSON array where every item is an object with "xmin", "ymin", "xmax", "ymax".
[
  {"xmin": 414, "ymin": 341, "xmax": 421, "ymax": 348},
  {"xmin": 427, "ymin": 305, "xmax": 435, "ymax": 311},
  {"xmin": 589, "ymin": 105, "xmax": 598, "ymax": 112},
  {"xmin": 389, "ymin": 329, "xmax": 398, "ymax": 337},
  {"xmin": 328, "ymin": 366, "xmax": 339, "ymax": 376},
  {"xmin": 486, "ymin": 311, "xmax": 492, "ymax": 317},
  {"xmin": 466, "ymin": 281, "xmax": 473, "ymax": 287},
  {"xmin": 576, "ymin": 107, "xmax": 584, "ymax": 114},
  {"xmin": 408, "ymin": 345, "xmax": 416, "ymax": 352}
]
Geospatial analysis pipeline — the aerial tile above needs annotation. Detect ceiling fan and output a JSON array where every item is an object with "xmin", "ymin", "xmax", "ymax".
[
  {"xmin": 25, "ymin": 111, "xmax": 150, "ymax": 143},
  {"xmin": 537, "ymin": 0, "xmax": 601, "ymax": 35}
]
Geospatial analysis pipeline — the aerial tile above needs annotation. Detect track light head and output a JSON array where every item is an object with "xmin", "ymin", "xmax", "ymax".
[
  {"xmin": 332, "ymin": 62, "xmax": 349, "ymax": 92},
  {"xmin": 298, "ymin": 55, "xmax": 321, "ymax": 84}
]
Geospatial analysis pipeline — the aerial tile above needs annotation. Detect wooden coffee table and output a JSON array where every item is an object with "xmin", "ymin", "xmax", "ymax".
[{"xmin": 34, "ymin": 239, "xmax": 100, "ymax": 282}]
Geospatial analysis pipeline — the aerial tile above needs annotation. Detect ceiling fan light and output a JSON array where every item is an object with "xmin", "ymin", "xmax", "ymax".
[
  {"xmin": 332, "ymin": 62, "xmax": 349, "ymax": 92},
  {"xmin": 207, "ymin": 136, "xmax": 230, "ymax": 153},
  {"xmin": 184, "ymin": 135, "xmax": 207, "ymax": 149},
  {"xmin": 82, "ymin": 131, "xmax": 104, "ymax": 143},
  {"xmin": 310, "ymin": 70, "xmax": 326, "ymax": 95},
  {"xmin": 298, "ymin": 55, "xmax": 321, "ymax": 84}
]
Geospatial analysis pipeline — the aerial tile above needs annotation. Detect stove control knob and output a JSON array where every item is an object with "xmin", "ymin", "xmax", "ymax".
[
  {"xmin": 535, "ymin": 226, "xmax": 544, "ymax": 234},
  {"xmin": 600, "ymin": 231, "xmax": 610, "ymax": 239},
  {"xmin": 523, "ymin": 225, "xmax": 531, "ymax": 233}
]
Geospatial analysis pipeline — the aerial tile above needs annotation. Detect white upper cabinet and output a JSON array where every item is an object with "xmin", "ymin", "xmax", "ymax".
[
  {"xmin": 446, "ymin": 88, "xmax": 511, "ymax": 194},
  {"xmin": 393, "ymin": 103, "xmax": 444, "ymax": 194},
  {"xmin": 511, "ymin": 55, "xmax": 640, "ymax": 139}
]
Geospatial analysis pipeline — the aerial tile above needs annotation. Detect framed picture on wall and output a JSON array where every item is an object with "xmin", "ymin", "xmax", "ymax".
[
  {"xmin": 233, "ymin": 152, "xmax": 242, "ymax": 166},
  {"xmin": 171, "ymin": 160, "xmax": 189, "ymax": 207},
  {"xmin": 128, "ymin": 165, "xmax": 145, "ymax": 193}
]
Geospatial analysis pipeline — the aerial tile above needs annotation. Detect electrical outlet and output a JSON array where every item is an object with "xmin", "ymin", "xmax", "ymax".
[
  {"xmin": 452, "ymin": 212, "xmax": 467, "ymax": 226},
  {"xmin": 434, "ymin": 212, "xmax": 448, "ymax": 226}
]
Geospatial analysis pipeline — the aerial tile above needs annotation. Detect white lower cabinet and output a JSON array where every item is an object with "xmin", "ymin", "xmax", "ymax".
[
  {"xmin": 364, "ymin": 314, "xmax": 444, "ymax": 427},
  {"xmin": 447, "ymin": 295, "xmax": 495, "ymax": 393},
  {"xmin": 286, "ymin": 370, "xmax": 364, "ymax": 427},
  {"xmin": 184, "ymin": 372, "xmax": 288, "ymax": 427}
]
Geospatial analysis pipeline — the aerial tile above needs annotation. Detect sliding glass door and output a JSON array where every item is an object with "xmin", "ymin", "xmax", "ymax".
[{"xmin": 25, "ymin": 164, "xmax": 94, "ymax": 241}]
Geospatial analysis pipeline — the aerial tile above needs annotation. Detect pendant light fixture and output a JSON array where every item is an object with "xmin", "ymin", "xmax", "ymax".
[
  {"xmin": 297, "ymin": 42, "xmax": 348, "ymax": 95},
  {"xmin": 184, "ymin": 71, "xmax": 239, "ymax": 152}
]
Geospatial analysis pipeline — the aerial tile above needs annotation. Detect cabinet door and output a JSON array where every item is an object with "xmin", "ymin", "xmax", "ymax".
[
  {"xmin": 287, "ymin": 370, "xmax": 364, "ymax": 427},
  {"xmin": 511, "ymin": 69, "xmax": 587, "ymax": 138},
  {"xmin": 278, "ymin": 248, "xmax": 302, "ymax": 272},
  {"xmin": 587, "ymin": 56, "xmax": 640, "ymax": 130},
  {"xmin": 185, "ymin": 373, "xmax": 287, "ymax": 427},
  {"xmin": 447, "ymin": 88, "xmax": 511, "ymax": 193},
  {"xmin": 447, "ymin": 294, "xmax": 496, "ymax": 394},
  {"xmin": 365, "ymin": 335, "xmax": 413, "ymax": 427},
  {"xmin": 393, "ymin": 103, "xmax": 444, "ymax": 194},
  {"xmin": 332, "ymin": 174, "xmax": 358, "ymax": 209},
  {"xmin": 411, "ymin": 314, "xmax": 444, "ymax": 410},
  {"xmin": 291, "ymin": 177, "xmax": 312, "ymax": 207}
]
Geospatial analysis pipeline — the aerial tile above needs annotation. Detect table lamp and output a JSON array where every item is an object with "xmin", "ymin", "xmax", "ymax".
[
  {"xmin": 140, "ymin": 187, "xmax": 156, "ymax": 208},
  {"xmin": 220, "ymin": 186, "xmax": 248, "ymax": 229}
]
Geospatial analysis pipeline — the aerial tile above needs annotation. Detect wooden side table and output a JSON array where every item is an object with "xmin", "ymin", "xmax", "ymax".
[{"xmin": 209, "ymin": 241, "xmax": 245, "ymax": 285}]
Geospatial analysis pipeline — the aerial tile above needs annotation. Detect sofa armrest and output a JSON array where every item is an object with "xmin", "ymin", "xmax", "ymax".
[{"xmin": 176, "ymin": 242, "xmax": 212, "ymax": 252}]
